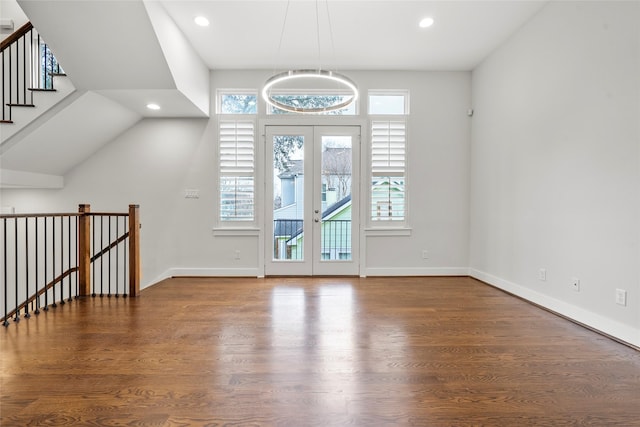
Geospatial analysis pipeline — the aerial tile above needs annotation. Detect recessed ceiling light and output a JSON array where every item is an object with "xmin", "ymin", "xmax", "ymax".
[
  {"xmin": 146, "ymin": 103, "xmax": 161, "ymax": 110},
  {"xmin": 194, "ymin": 16, "xmax": 209, "ymax": 27},
  {"xmin": 419, "ymin": 17, "xmax": 434, "ymax": 28}
]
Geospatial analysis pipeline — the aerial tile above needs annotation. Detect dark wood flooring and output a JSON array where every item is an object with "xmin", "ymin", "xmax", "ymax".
[{"xmin": 1, "ymin": 276, "xmax": 639, "ymax": 426}]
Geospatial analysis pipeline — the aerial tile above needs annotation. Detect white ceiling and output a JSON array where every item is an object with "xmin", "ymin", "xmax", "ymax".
[{"xmin": 161, "ymin": 0, "xmax": 549, "ymax": 71}]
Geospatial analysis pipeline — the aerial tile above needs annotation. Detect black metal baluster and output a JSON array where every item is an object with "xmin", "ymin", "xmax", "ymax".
[
  {"xmin": 108, "ymin": 216, "xmax": 111, "ymax": 297},
  {"xmin": 14, "ymin": 218, "xmax": 19, "ymax": 322},
  {"xmin": 51, "ymin": 215, "xmax": 56, "ymax": 308},
  {"xmin": 34, "ymin": 217, "xmax": 40, "ymax": 315},
  {"xmin": 115, "ymin": 217, "xmax": 119, "ymax": 298},
  {"xmin": 8, "ymin": 47, "xmax": 12, "ymax": 121},
  {"xmin": 92, "ymin": 215, "xmax": 96, "ymax": 297},
  {"xmin": 22, "ymin": 33, "xmax": 26, "ymax": 106},
  {"xmin": 43, "ymin": 217, "xmax": 48, "ymax": 311},
  {"xmin": 3, "ymin": 218, "xmax": 8, "ymax": 326},
  {"xmin": 24, "ymin": 218, "xmax": 30, "ymax": 318},
  {"xmin": 68, "ymin": 215, "xmax": 72, "ymax": 302},
  {"xmin": 59, "ymin": 216, "xmax": 64, "ymax": 305},
  {"xmin": 13, "ymin": 35, "xmax": 17, "ymax": 105},
  {"xmin": 100, "ymin": 216, "xmax": 104, "ymax": 297},
  {"xmin": 29, "ymin": 29, "xmax": 34, "ymax": 105},
  {"xmin": 123, "ymin": 217, "xmax": 128, "ymax": 298}
]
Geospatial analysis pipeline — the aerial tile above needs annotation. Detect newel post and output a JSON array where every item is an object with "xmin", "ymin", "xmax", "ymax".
[
  {"xmin": 128, "ymin": 205, "xmax": 140, "ymax": 297},
  {"xmin": 78, "ymin": 204, "xmax": 91, "ymax": 296}
]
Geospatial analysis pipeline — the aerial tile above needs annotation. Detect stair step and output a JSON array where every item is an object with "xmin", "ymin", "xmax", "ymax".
[
  {"xmin": 1, "ymin": 120, "xmax": 14, "ymax": 124},
  {"xmin": 7, "ymin": 103, "xmax": 36, "ymax": 107},
  {"xmin": 28, "ymin": 88, "xmax": 57, "ymax": 92}
]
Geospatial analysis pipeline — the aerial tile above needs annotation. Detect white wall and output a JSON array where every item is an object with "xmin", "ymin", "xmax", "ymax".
[
  {"xmin": 470, "ymin": 1, "xmax": 640, "ymax": 346},
  {"xmin": 0, "ymin": 69, "xmax": 472, "ymax": 286},
  {"xmin": 0, "ymin": 0, "xmax": 28, "ymax": 36}
]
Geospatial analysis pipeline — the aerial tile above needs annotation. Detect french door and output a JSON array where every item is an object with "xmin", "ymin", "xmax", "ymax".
[{"xmin": 265, "ymin": 125, "xmax": 360, "ymax": 276}]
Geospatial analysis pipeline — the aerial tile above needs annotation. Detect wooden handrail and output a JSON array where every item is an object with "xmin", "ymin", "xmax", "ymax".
[
  {"xmin": 90, "ymin": 232, "xmax": 130, "ymax": 263},
  {"xmin": 0, "ymin": 213, "xmax": 81, "ymax": 219},
  {"xmin": 0, "ymin": 212, "xmax": 128, "ymax": 219},
  {"xmin": 0, "ymin": 21, "xmax": 33, "ymax": 52},
  {"xmin": 2, "ymin": 267, "xmax": 78, "ymax": 323}
]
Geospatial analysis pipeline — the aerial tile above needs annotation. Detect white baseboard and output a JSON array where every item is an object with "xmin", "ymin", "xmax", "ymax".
[
  {"xmin": 364, "ymin": 267, "xmax": 469, "ymax": 276},
  {"xmin": 469, "ymin": 268, "xmax": 639, "ymax": 349},
  {"xmin": 153, "ymin": 267, "xmax": 261, "ymax": 282}
]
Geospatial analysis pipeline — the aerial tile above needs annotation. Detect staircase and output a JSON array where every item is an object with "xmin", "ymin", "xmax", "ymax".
[
  {"xmin": 1, "ymin": 0, "xmax": 210, "ymax": 188},
  {"xmin": 1, "ymin": 21, "xmax": 77, "ymax": 145},
  {"xmin": 2, "ymin": 22, "xmax": 64, "ymax": 119}
]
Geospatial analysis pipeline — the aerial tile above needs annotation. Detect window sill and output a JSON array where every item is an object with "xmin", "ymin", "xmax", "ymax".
[
  {"xmin": 364, "ymin": 227, "xmax": 412, "ymax": 237},
  {"xmin": 212, "ymin": 227, "xmax": 260, "ymax": 237}
]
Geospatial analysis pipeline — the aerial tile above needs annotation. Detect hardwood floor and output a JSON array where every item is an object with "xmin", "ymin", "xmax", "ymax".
[{"xmin": 1, "ymin": 276, "xmax": 639, "ymax": 426}]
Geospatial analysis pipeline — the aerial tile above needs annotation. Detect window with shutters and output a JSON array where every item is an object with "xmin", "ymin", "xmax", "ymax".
[
  {"xmin": 219, "ymin": 120, "xmax": 255, "ymax": 222},
  {"xmin": 370, "ymin": 120, "xmax": 406, "ymax": 223}
]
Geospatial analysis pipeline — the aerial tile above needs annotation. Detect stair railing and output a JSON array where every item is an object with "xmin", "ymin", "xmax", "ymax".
[
  {"xmin": 1, "ymin": 204, "xmax": 140, "ymax": 326},
  {"xmin": 1, "ymin": 21, "xmax": 63, "ymax": 124}
]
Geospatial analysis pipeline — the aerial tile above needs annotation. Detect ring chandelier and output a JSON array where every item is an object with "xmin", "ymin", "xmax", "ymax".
[{"xmin": 261, "ymin": 69, "xmax": 359, "ymax": 114}]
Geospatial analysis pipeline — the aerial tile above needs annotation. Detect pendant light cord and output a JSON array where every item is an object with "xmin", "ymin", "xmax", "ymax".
[
  {"xmin": 273, "ymin": 0, "xmax": 291, "ymax": 73},
  {"xmin": 324, "ymin": 0, "xmax": 337, "ymax": 72},
  {"xmin": 315, "ymin": 0, "xmax": 322, "ymax": 70},
  {"xmin": 316, "ymin": 0, "xmax": 336, "ymax": 71}
]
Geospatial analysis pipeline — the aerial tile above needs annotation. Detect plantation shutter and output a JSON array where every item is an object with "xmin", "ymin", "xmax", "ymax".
[
  {"xmin": 370, "ymin": 121, "xmax": 406, "ymax": 221},
  {"xmin": 219, "ymin": 121, "xmax": 255, "ymax": 221}
]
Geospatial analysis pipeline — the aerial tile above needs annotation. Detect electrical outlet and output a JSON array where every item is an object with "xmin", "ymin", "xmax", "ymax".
[
  {"xmin": 538, "ymin": 268, "xmax": 546, "ymax": 281},
  {"xmin": 571, "ymin": 277, "xmax": 580, "ymax": 292},
  {"xmin": 184, "ymin": 189, "xmax": 200, "ymax": 199},
  {"xmin": 615, "ymin": 289, "xmax": 627, "ymax": 306},
  {"xmin": 422, "ymin": 250, "xmax": 428, "ymax": 259}
]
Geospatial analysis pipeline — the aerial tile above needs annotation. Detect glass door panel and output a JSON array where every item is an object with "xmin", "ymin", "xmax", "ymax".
[
  {"xmin": 319, "ymin": 136, "xmax": 352, "ymax": 261},
  {"xmin": 271, "ymin": 134, "xmax": 305, "ymax": 261}
]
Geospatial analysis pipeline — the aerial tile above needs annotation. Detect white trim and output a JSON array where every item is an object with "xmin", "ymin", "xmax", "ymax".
[
  {"xmin": 365, "ymin": 267, "xmax": 469, "ymax": 276},
  {"xmin": 364, "ymin": 227, "xmax": 411, "ymax": 236},
  {"xmin": 142, "ymin": 271, "xmax": 172, "ymax": 290},
  {"xmin": 160, "ymin": 267, "xmax": 262, "ymax": 279},
  {"xmin": 212, "ymin": 227, "xmax": 260, "ymax": 236},
  {"xmin": 469, "ymin": 269, "xmax": 640, "ymax": 348}
]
